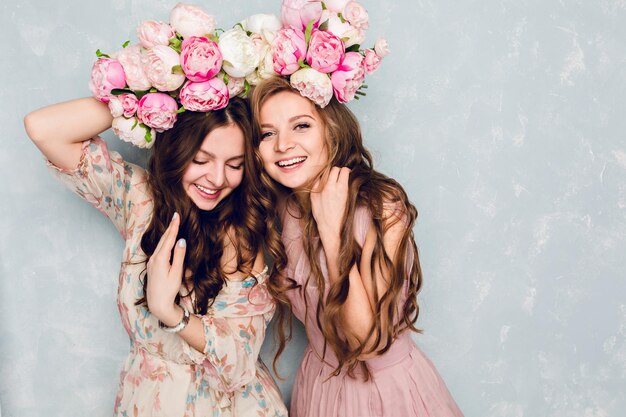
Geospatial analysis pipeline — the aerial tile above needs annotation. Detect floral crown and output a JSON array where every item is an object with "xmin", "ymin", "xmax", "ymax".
[{"xmin": 89, "ymin": 1, "xmax": 387, "ymax": 148}]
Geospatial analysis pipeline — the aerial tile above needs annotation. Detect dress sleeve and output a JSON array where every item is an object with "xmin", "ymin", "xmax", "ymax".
[
  {"xmin": 181, "ymin": 270, "xmax": 276, "ymax": 393},
  {"xmin": 47, "ymin": 137, "xmax": 148, "ymax": 238}
]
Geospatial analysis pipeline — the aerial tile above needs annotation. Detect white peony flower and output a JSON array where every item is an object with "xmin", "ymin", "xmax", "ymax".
[
  {"xmin": 112, "ymin": 116, "xmax": 155, "ymax": 149},
  {"xmin": 218, "ymin": 27, "xmax": 261, "ymax": 78},
  {"xmin": 290, "ymin": 68, "xmax": 334, "ymax": 108},
  {"xmin": 169, "ymin": 3, "xmax": 216, "ymax": 39}
]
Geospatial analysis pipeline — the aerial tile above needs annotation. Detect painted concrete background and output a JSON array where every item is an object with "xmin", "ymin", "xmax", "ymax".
[{"xmin": 1, "ymin": 0, "xmax": 625, "ymax": 416}]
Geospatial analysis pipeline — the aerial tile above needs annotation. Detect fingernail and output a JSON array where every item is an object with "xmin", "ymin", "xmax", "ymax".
[
  {"xmin": 177, "ymin": 238, "xmax": 186, "ymax": 248},
  {"xmin": 172, "ymin": 212, "xmax": 178, "ymax": 221}
]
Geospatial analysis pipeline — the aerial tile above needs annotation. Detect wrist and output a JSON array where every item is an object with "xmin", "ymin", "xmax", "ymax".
[{"xmin": 153, "ymin": 303, "xmax": 183, "ymax": 327}]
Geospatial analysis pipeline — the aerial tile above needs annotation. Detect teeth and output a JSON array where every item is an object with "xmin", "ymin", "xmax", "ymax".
[
  {"xmin": 196, "ymin": 184, "xmax": 218, "ymax": 194},
  {"xmin": 277, "ymin": 157, "xmax": 306, "ymax": 167}
]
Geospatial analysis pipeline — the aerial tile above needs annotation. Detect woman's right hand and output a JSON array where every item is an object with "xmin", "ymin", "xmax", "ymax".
[{"xmin": 146, "ymin": 213, "xmax": 188, "ymax": 326}]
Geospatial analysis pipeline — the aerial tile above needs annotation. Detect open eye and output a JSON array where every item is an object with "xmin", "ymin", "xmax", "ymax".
[
  {"xmin": 295, "ymin": 122, "xmax": 310, "ymax": 130},
  {"xmin": 260, "ymin": 131, "xmax": 274, "ymax": 140}
]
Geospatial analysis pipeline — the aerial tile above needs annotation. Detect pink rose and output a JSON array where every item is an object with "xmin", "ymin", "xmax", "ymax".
[
  {"xmin": 343, "ymin": 1, "xmax": 369, "ymax": 29},
  {"xmin": 271, "ymin": 28, "xmax": 307, "ymax": 76},
  {"xmin": 323, "ymin": 0, "xmax": 350, "ymax": 13},
  {"xmin": 374, "ymin": 38, "xmax": 390, "ymax": 57},
  {"xmin": 290, "ymin": 68, "xmax": 333, "ymax": 107},
  {"xmin": 179, "ymin": 78, "xmax": 229, "ymax": 112},
  {"xmin": 330, "ymin": 51, "xmax": 365, "ymax": 103},
  {"xmin": 108, "ymin": 93, "xmax": 139, "ymax": 118},
  {"xmin": 89, "ymin": 58, "xmax": 127, "ymax": 103},
  {"xmin": 137, "ymin": 20, "xmax": 175, "ymax": 48},
  {"xmin": 115, "ymin": 45, "xmax": 152, "ymax": 91},
  {"xmin": 169, "ymin": 3, "xmax": 216, "ymax": 39},
  {"xmin": 306, "ymin": 29, "xmax": 344, "ymax": 73},
  {"xmin": 180, "ymin": 36, "xmax": 222, "ymax": 82},
  {"xmin": 137, "ymin": 93, "xmax": 178, "ymax": 132},
  {"xmin": 281, "ymin": 0, "xmax": 323, "ymax": 30},
  {"xmin": 363, "ymin": 48, "xmax": 382, "ymax": 74},
  {"xmin": 141, "ymin": 45, "xmax": 186, "ymax": 91}
]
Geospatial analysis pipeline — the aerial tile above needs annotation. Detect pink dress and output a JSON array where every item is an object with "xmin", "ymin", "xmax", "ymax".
[{"xmin": 281, "ymin": 205, "xmax": 464, "ymax": 417}]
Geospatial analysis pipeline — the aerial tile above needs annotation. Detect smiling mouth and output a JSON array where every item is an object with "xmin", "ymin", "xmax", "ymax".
[
  {"xmin": 276, "ymin": 156, "xmax": 307, "ymax": 168},
  {"xmin": 194, "ymin": 183, "xmax": 221, "ymax": 199}
]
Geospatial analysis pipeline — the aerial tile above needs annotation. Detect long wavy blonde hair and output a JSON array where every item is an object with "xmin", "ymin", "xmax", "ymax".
[{"xmin": 251, "ymin": 77, "xmax": 423, "ymax": 379}]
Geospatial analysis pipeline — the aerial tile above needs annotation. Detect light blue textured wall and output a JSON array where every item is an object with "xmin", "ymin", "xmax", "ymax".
[{"xmin": 1, "ymin": 0, "xmax": 625, "ymax": 416}]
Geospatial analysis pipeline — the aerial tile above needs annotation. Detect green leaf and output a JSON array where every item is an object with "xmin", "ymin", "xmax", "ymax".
[
  {"xmin": 304, "ymin": 19, "xmax": 316, "ymax": 46},
  {"xmin": 111, "ymin": 88, "xmax": 132, "ymax": 96},
  {"xmin": 122, "ymin": 40, "xmax": 130, "ymax": 48},
  {"xmin": 345, "ymin": 44, "xmax": 360, "ymax": 53},
  {"xmin": 176, "ymin": 107, "xmax": 186, "ymax": 114},
  {"xmin": 319, "ymin": 20, "xmax": 329, "ymax": 31},
  {"xmin": 222, "ymin": 73, "xmax": 230, "ymax": 85},
  {"xmin": 134, "ymin": 89, "xmax": 150, "ymax": 100},
  {"xmin": 242, "ymin": 80, "xmax": 251, "ymax": 97},
  {"xmin": 209, "ymin": 33, "xmax": 220, "ymax": 43},
  {"xmin": 169, "ymin": 36, "xmax": 182, "ymax": 53},
  {"xmin": 171, "ymin": 65, "xmax": 184, "ymax": 75},
  {"xmin": 95, "ymin": 49, "xmax": 110, "ymax": 58},
  {"xmin": 297, "ymin": 56, "xmax": 308, "ymax": 68},
  {"xmin": 338, "ymin": 12, "xmax": 346, "ymax": 23},
  {"xmin": 140, "ymin": 123, "xmax": 153, "ymax": 143},
  {"xmin": 321, "ymin": 1, "xmax": 327, "ymax": 10},
  {"xmin": 131, "ymin": 118, "xmax": 139, "ymax": 130},
  {"xmin": 149, "ymin": 88, "xmax": 158, "ymax": 93},
  {"xmin": 355, "ymin": 90, "xmax": 366, "ymax": 96}
]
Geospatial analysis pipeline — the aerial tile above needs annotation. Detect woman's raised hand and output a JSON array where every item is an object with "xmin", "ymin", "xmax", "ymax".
[
  {"xmin": 310, "ymin": 166, "xmax": 351, "ymax": 241},
  {"xmin": 146, "ymin": 213, "xmax": 188, "ymax": 325}
]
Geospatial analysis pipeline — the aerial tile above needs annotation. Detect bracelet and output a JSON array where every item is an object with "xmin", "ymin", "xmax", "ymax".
[{"xmin": 158, "ymin": 305, "xmax": 190, "ymax": 333}]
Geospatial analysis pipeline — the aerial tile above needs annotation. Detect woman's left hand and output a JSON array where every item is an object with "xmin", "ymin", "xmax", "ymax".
[
  {"xmin": 310, "ymin": 166, "xmax": 351, "ymax": 242},
  {"xmin": 146, "ymin": 213, "xmax": 187, "ymax": 325}
]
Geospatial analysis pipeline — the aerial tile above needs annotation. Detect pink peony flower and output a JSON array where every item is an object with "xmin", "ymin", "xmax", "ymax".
[
  {"xmin": 323, "ymin": 0, "xmax": 350, "ymax": 13},
  {"xmin": 225, "ymin": 75, "xmax": 245, "ymax": 97},
  {"xmin": 281, "ymin": 0, "xmax": 323, "ymax": 30},
  {"xmin": 306, "ymin": 29, "xmax": 344, "ymax": 73},
  {"xmin": 363, "ymin": 48, "xmax": 382, "ymax": 74},
  {"xmin": 112, "ymin": 116, "xmax": 155, "ymax": 149},
  {"xmin": 271, "ymin": 28, "xmax": 307, "ymax": 76},
  {"xmin": 108, "ymin": 93, "xmax": 139, "ymax": 118},
  {"xmin": 115, "ymin": 45, "xmax": 152, "ymax": 91},
  {"xmin": 137, "ymin": 93, "xmax": 178, "ymax": 132},
  {"xmin": 330, "ymin": 51, "xmax": 365, "ymax": 103},
  {"xmin": 374, "ymin": 37, "xmax": 390, "ymax": 57},
  {"xmin": 290, "ymin": 67, "xmax": 333, "ymax": 107},
  {"xmin": 89, "ymin": 58, "xmax": 127, "ymax": 103},
  {"xmin": 141, "ymin": 45, "xmax": 186, "ymax": 91},
  {"xmin": 180, "ymin": 36, "xmax": 222, "ymax": 82},
  {"xmin": 343, "ymin": 1, "xmax": 369, "ymax": 30},
  {"xmin": 137, "ymin": 20, "xmax": 175, "ymax": 48},
  {"xmin": 169, "ymin": 3, "xmax": 216, "ymax": 39},
  {"xmin": 179, "ymin": 78, "xmax": 229, "ymax": 112}
]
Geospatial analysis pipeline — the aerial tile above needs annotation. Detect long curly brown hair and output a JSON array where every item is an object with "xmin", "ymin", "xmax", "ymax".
[
  {"xmin": 137, "ymin": 97, "xmax": 276, "ymax": 316},
  {"xmin": 251, "ymin": 77, "xmax": 423, "ymax": 379}
]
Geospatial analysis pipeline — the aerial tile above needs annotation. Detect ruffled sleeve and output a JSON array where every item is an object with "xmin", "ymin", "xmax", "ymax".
[
  {"xmin": 47, "ymin": 137, "xmax": 149, "ymax": 238},
  {"xmin": 182, "ymin": 268, "xmax": 276, "ymax": 393}
]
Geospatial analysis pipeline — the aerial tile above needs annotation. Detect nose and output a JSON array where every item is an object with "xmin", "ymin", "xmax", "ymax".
[
  {"xmin": 274, "ymin": 131, "xmax": 295, "ymax": 153},
  {"xmin": 206, "ymin": 162, "xmax": 225, "ymax": 188}
]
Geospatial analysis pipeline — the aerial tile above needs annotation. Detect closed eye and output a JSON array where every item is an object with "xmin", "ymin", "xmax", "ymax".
[
  {"xmin": 227, "ymin": 163, "xmax": 243, "ymax": 170},
  {"xmin": 192, "ymin": 159, "xmax": 207, "ymax": 165}
]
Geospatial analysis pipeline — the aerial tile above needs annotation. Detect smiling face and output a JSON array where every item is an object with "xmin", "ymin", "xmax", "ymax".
[
  {"xmin": 258, "ymin": 91, "xmax": 329, "ymax": 190},
  {"xmin": 181, "ymin": 123, "xmax": 245, "ymax": 211}
]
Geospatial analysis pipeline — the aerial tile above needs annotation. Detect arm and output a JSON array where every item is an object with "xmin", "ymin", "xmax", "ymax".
[
  {"xmin": 24, "ymin": 97, "xmax": 113, "ymax": 170},
  {"xmin": 147, "ymin": 214, "xmax": 274, "ymax": 392},
  {"xmin": 312, "ymin": 167, "xmax": 403, "ymax": 354}
]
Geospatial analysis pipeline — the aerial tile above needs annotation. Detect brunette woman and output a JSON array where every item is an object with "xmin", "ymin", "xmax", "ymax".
[{"xmin": 24, "ymin": 97, "xmax": 287, "ymax": 417}]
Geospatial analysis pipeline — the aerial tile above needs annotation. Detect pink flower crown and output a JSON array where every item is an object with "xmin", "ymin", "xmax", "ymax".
[{"xmin": 89, "ymin": 1, "xmax": 387, "ymax": 148}]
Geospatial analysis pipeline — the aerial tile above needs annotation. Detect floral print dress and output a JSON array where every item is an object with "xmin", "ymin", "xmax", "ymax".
[{"xmin": 48, "ymin": 137, "xmax": 287, "ymax": 417}]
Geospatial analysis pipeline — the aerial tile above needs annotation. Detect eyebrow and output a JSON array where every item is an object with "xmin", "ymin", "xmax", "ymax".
[
  {"xmin": 196, "ymin": 150, "xmax": 244, "ymax": 162},
  {"xmin": 261, "ymin": 114, "xmax": 315, "ymax": 128}
]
